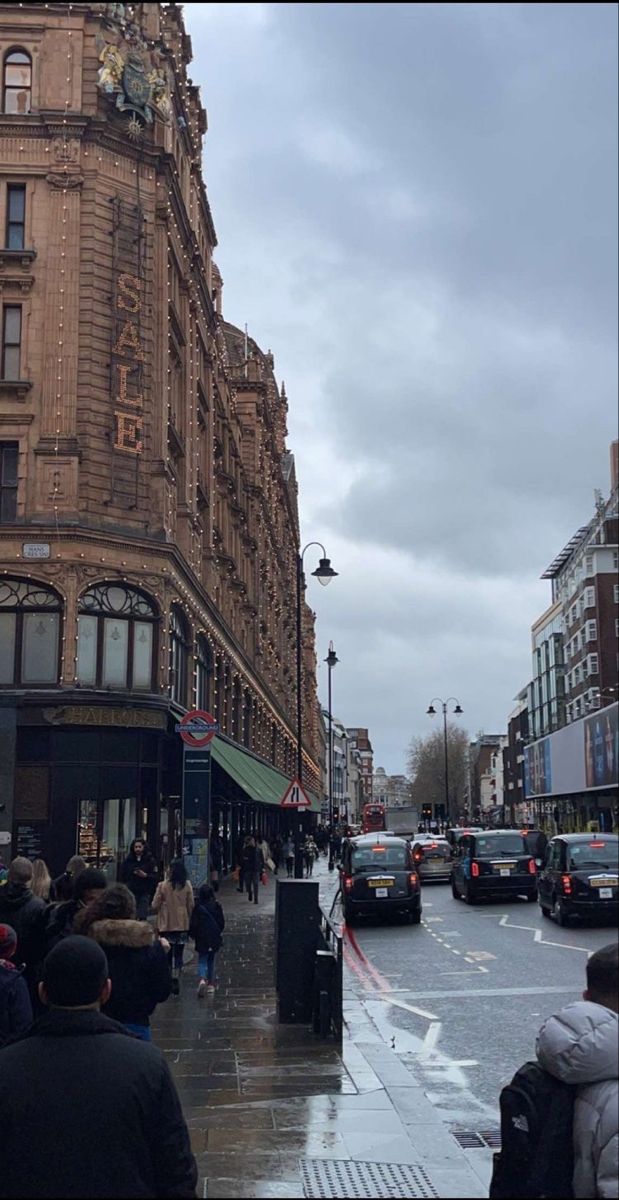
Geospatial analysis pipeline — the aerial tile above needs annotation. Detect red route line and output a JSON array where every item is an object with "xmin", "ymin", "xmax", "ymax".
[{"xmin": 344, "ymin": 925, "xmax": 392, "ymax": 993}]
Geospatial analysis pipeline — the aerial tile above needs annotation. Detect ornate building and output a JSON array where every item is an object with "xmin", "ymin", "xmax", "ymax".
[{"xmin": 0, "ymin": 2, "xmax": 321, "ymax": 875}]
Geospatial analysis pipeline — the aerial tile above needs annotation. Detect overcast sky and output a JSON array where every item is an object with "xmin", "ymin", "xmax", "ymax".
[{"xmin": 185, "ymin": 3, "xmax": 618, "ymax": 774}]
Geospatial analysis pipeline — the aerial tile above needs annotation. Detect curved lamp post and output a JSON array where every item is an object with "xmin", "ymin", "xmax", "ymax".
[
  {"xmin": 426, "ymin": 697, "xmax": 463, "ymax": 826},
  {"xmin": 296, "ymin": 543, "xmax": 337, "ymax": 784}
]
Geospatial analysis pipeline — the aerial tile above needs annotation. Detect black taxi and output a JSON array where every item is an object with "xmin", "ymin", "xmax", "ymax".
[
  {"xmin": 450, "ymin": 829, "xmax": 537, "ymax": 903},
  {"xmin": 537, "ymin": 833, "xmax": 619, "ymax": 926},
  {"xmin": 340, "ymin": 833, "xmax": 422, "ymax": 925}
]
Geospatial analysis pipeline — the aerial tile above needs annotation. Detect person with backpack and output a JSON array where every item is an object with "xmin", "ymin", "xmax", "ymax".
[
  {"xmin": 537, "ymin": 942, "xmax": 618, "ymax": 1199},
  {"xmin": 490, "ymin": 941, "xmax": 618, "ymax": 1200},
  {"xmin": 189, "ymin": 884, "xmax": 224, "ymax": 996}
]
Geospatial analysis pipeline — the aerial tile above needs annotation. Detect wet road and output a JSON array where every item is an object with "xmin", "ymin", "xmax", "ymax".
[{"xmin": 339, "ymin": 881, "xmax": 616, "ymax": 1126}]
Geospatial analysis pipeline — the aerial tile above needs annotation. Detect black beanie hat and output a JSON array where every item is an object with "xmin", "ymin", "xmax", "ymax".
[{"xmin": 42, "ymin": 935, "xmax": 109, "ymax": 1007}]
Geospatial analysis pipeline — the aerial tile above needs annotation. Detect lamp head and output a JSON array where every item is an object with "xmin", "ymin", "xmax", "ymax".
[
  {"xmin": 325, "ymin": 642, "xmax": 339, "ymax": 669},
  {"xmin": 313, "ymin": 557, "xmax": 338, "ymax": 587},
  {"xmin": 454, "ymin": 704, "xmax": 463, "ymax": 715},
  {"xmin": 426, "ymin": 705, "xmax": 436, "ymax": 716}
]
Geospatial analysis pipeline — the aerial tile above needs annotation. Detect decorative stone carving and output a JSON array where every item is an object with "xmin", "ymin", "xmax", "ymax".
[
  {"xmin": 52, "ymin": 137, "xmax": 79, "ymax": 163},
  {"xmin": 46, "ymin": 172, "xmax": 84, "ymax": 190}
]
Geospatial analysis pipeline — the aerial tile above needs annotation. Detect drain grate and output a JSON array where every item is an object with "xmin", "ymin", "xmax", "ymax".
[
  {"xmin": 300, "ymin": 1159, "xmax": 439, "ymax": 1199},
  {"xmin": 479, "ymin": 1129, "xmax": 502, "ymax": 1149},
  {"xmin": 452, "ymin": 1129, "xmax": 501, "ymax": 1150}
]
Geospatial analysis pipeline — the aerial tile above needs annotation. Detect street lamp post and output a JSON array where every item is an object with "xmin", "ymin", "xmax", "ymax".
[
  {"xmin": 293, "ymin": 544, "xmax": 337, "ymax": 878},
  {"xmin": 426, "ymin": 697, "xmax": 463, "ymax": 827},
  {"xmin": 325, "ymin": 642, "xmax": 338, "ymax": 870}
]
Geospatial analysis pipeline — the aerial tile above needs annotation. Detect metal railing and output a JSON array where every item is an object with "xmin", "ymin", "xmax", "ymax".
[{"xmin": 312, "ymin": 905, "xmax": 343, "ymax": 1042}]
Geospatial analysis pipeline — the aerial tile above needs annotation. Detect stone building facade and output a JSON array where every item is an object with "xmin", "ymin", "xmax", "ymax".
[{"xmin": 0, "ymin": 2, "xmax": 321, "ymax": 875}]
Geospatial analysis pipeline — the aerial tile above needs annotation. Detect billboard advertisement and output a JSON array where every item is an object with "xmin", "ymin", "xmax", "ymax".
[{"xmin": 524, "ymin": 703, "xmax": 618, "ymax": 798}]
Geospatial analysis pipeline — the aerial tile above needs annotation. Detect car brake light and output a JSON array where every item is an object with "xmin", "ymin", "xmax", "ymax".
[
  {"xmin": 589, "ymin": 842, "xmax": 605, "ymax": 848},
  {"xmin": 414, "ymin": 851, "xmax": 423, "ymax": 861},
  {"xmin": 344, "ymin": 875, "xmax": 353, "ymax": 892},
  {"xmin": 562, "ymin": 874, "xmax": 572, "ymax": 895},
  {"xmin": 528, "ymin": 859, "xmax": 537, "ymax": 875},
  {"xmin": 471, "ymin": 862, "xmax": 480, "ymax": 877},
  {"xmin": 408, "ymin": 873, "xmax": 419, "ymax": 887}
]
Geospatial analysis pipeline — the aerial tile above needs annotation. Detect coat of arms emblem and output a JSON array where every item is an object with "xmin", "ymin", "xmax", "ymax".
[{"xmin": 97, "ymin": 39, "xmax": 171, "ymax": 135}]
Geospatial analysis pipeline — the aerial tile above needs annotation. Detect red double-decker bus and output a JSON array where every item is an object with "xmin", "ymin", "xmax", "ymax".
[{"xmin": 361, "ymin": 802, "xmax": 386, "ymax": 834}]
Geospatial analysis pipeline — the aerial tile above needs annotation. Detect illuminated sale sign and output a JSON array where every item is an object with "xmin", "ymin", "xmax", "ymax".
[{"xmin": 113, "ymin": 271, "xmax": 145, "ymax": 454}]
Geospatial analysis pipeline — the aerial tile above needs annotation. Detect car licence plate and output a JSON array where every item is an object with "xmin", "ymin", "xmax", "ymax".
[
  {"xmin": 375, "ymin": 888, "xmax": 389, "ymax": 897},
  {"xmin": 599, "ymin": 888, "xmax": 613, "ymax": 899},
  {"xmin": 368, "ymin": 878, "xmax": 394, "ymax": 888},
  {"xmin": 590, "ymin": 876, "xmax": 618, "ymax": 888},
  {"xmin": 500, "ymin": 869, "xmax": 511, "ymax": 877}
]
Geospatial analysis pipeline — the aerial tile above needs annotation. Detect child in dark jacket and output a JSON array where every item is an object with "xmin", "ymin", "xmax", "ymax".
[
  {"xmin": 189, "ymin": 884, "xmax": 225, "ymax": 997},
  {"xmin": 0, "ymin": 923, "xmax": 33, "ymax": 1047}
]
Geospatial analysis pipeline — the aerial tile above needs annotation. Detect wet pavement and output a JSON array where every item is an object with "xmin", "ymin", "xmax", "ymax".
[{"xmin": 152, "ymin": 860, "xmax": 489, "ymax": 1199}]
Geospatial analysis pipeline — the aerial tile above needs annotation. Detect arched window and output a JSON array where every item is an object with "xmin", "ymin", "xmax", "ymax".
[
  {"xmin": 196, "ymin": 634, "xmax": 212, "ymax": 710},
  {"xmin": 169, "ymin": 606, "xmax": 189, "ymax": 707},
  {"xmin": 0, "ymin": 577, "xmax": 61, "ymax": 686},
  {"xmin": 3, "ymin": 50, "xmax": 32, "ymax": 114},
  {"xmin": 77, "ymin": 583, "xmax": 156, "ymax": 690}
]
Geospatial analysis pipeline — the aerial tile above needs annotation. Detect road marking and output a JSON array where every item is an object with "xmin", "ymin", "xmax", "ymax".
[
  {"xmin": 424, "ymin": 916, "xmax": 444, "ymax": 923},
  {"xmin": 451, "ymin": 948, "xmax": 461, "ymax": 955},
  {"xmin": 388, "ymin": 984, "xmax": 580, "ymax": 999},
  {"xmin": 345, "ymin": 927, "xmax": 392, "ymax": 992},
  {"xmin": 420, "ymin": 1021, "xmax": 442, "ymax": 1058},
  {"xmin": 380, "ymin": 995, "xmax": 439, "ymax": 1020},
  {"xmin": 499, "ymin": 914, "xmax": 592, "ymax": 953}
]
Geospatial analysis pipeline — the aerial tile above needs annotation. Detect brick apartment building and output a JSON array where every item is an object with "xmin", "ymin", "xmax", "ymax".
[
  {"xmin": 0, "ymin": 2, "xmax": 322, "ymax": 876},
  {"xmin": 346, "ymin": 727, "xmax": 373, "ymax": 805}
]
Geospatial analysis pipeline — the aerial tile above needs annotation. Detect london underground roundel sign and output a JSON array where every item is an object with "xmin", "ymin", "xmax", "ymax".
[{"xmin": 178, "ymin": 709, "xmax": 219, "ymax": 748}]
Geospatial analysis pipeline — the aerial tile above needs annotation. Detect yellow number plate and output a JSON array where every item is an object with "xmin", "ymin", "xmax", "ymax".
[{"xmin": 368, "ymin": 878, "xmax": 394, "ymax": 888}]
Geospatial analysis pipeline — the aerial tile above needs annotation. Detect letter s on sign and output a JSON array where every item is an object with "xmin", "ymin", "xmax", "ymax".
[{"xmin": 117, "ymin": 273, "xmax": 141, "ymax": 313}]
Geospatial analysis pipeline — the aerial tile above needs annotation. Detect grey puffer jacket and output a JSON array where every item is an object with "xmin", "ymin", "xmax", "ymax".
[{"xmin": 537, "ymin": 1001, "xmax": 618, "ymax": 1199}]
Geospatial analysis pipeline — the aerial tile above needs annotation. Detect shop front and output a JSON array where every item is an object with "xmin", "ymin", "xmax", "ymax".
[{"xmin": 524, "ymin": 703, "xmax": 618, "ymax": 834}]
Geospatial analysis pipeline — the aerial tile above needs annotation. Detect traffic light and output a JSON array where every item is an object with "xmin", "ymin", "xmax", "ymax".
[
  {"xmin": 422, "ymin": 804, "xmax": 432, "ymax": 819},
  {"xmin": 332, "ymin": 806, "xmax": 339, "ymax": 822}
]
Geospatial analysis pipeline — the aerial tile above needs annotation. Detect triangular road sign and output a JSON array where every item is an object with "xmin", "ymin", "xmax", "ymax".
[{"xmin": 280, "ymin": 778, "xmax": 312, "ymax": 808}]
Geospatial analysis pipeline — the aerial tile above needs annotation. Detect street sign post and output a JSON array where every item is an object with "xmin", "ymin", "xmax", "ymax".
[
  {"xmin": 177, "ymin": 710, "xmax": 219, "ymax": 888},
  {"xmin": 280, "ymin": 778, "xmax": 312, "ymax": 809}
]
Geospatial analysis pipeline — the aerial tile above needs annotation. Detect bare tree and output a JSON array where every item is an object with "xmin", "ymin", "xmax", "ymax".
[{"xmin": 407, "ymin": 723, "xmax": 469, "ymax": 817}]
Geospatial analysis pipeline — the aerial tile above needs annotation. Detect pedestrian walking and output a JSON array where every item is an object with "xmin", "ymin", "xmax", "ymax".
[
  {"xmin": 236, "ymin": 834, "xmax": 249, "ymax": 893},
  {"xmin": 257, "ymin": 834, "xmax": 271, "ymax": 871},
  {"xmin": 152, "ymin": 859, "xmax": 194, "ymax": 995},
  {"xmin": 282, "ymin": 835, "xmax": 295, "ymax": 878},
  {"xmin": 271, "ymin": 834, "xmax": 283, "ymax": 875},
  {"xmin": 0, "ymin": 935, "xmax": 197, "ymax": 1198},
  {"xmin": 49, "ymin": 854, "xmax": 87, "ymax": 903},
  {"xmin": 44, "ymin": 867, "xmax": 107, "ymax": 952},
  {"xmin": 241, "ymin": 836, "xmax": 264, "ymax": 903},
  {"xmin": 77, "ymin": 883, "xmax": 171, "ymax": 1042},
  {"xmin": 210, "ymin": 826, "xmax": 224, "ymax": 892},
  {"xmin": 0, "ymin": 923, "xmax": 33, "ymax": 1047},
  {"xmin": 30, "ymin": 859, "xmax": 52, "ymax": 902},
  {"xmin": 537, "ymin": 942, "xmax": 618, "ymax": 1199},
  {"xmin": 303, "ymin": 834, "xmax": 318, "ymax": 877},
  {"xmin": 120, "ymin": 838, "xmax": 159, "ymax": 920},
  {"xmin": 189, "ymin": 883, "xmax": 225, "ymax": 996},
  {"xmin": 0, "ymin": 858, "xmax": 48, "ymax": 998}
]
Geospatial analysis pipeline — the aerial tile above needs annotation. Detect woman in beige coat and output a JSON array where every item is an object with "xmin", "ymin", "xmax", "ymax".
[{"xmin": 152, "ymin": 859, "xmax": 194, "ymax": 994}]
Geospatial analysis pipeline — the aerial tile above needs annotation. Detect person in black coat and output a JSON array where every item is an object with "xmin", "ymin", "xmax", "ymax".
[
  {"xmin": 49, "ymin": 855, "xmax": 87, "ymax": 903},
  {"xmin": 120, "ymin": 839, "xmax": 159, "ymax": 920},
  {"xmin": 0, "ymin": 935, "xmax": 197, "ymax": 1199},
  {"xmin": 189, "ymin": 884, "xmax": 224, "ymax": 996},
  {"xmin": 0, "ymin": 923, "xmax": 33, "ymax": 1047},
  {"xmin": 77, "ymin": 883, "xmax": 170, "ymax": 1040},
  {"xmin": 44, "ymin": 867, "xmax": 108, "ymax": 953},
  {"xmin": 0, "ymin": 858, "xmax": 47, "ymax": 995}
]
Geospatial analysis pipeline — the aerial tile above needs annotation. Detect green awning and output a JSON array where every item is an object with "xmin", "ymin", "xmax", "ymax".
[{"xmin": 211, "ymin": 737, "xmax": 320, "ymax": 812}]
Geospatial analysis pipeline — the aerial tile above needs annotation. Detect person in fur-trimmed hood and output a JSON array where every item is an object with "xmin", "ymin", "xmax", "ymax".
[{"xmin": 76, "ymin": 883, "xmax": 170, "ymax": 1041}]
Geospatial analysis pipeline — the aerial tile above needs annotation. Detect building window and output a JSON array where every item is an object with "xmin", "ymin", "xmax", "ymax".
[
  {"xmin": 583, "ymin": 586, "xmax": 596, "ymax": 610},
  {"xmin": 0, "ymin": 577, "xmax": 61, "ymax": 686},
  {"xmin": 77, "ymin": 583, "xmax": 157, "ymax": 691},
  {"xmin": 195, "ymin": 634, "xmax": 212, "ymax": 710},
  {"xmin": 588, "ymin": 653, "xmax": 599, "ymax": 675},
  {"xmin": 584, "ymin": 555, "xmax": 594, "ymax": 577},
  {"xmin": 0, "ymin": 441, "xmax": 18, "ymax": 522},
  {"xmin": 169, "ymin": 606, "xmax": 189, "ymax": 707},
  {"xmin": 5, "ymin": 184, "xmax": 26, "ymax": 250},
  {"xmin": 585, "ymin": 619, "xmax": 597, "ymax": 642},
  {"xmin": 614, "ymin": 584, "xmax": 619, "ymax": 604},
  {"xmin": 2, "ymin": 305, "xmax": 21, "ymax": 379},
  {"xmin": 3, "ymin": 50, "xmax": 32, "ymax": 114}
]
